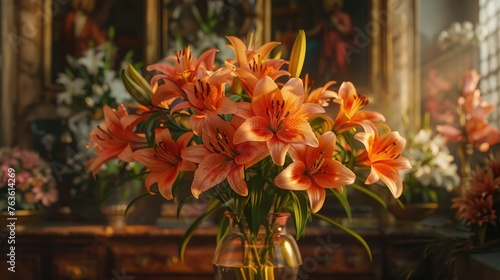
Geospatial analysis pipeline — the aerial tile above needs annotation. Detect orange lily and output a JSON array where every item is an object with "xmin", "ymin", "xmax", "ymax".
[
  {"xmin": 354, "ymin": 127, "xmax": 411, "ymax": 198},
  {"xmin": 437, "ymin": 115, "xmax": 500, "ymax": 153},
  {"xmin": 170, "ymin": 67, "xmax": 238, "ymax": 135},
  {"xmin": 150, "ymin": 78, "xmax": 186, "ymax": 109},
  {"xmin": 461, "ymin": 69, "xmax": 481, "ymax": 97},
  {"xmin": 86, "ymin": 105, "xmax": 147, "ymax": 176},
  {"xmin": 182, "ymin": 113, "xmax": 269, "ymax": 198},
  {"xmin": 436, "ymin": 125, "xmax": 462, "ymax": 143},
  {"xmin": 275, "ymin": 132, "xmax": 356, "ymax": 213},
  {"xmin": 460, "ymin": 90, "xmax": 495, "ymax": 117},
  {"xmin": 226, "ymin": 35, "xmax": 289, "ymax": 95},
  {"xmin": 333, "ymin": 82, "xmax": 386, "ymax": 134},
  {"xmin": 303, "ymin": 75, "xmax": 338, "ymax": 106},
  {"xmin": 147, "ymin": 46, "xmax": 218, "ymax": 88},
  {"xmin": 233, "ymin": 76, "xmax": 325, "ymax": 166},
  {"xmin": 466, "ymin": 117, "xmax": 500, "ymax": 152},
  {"xmin": 133, "ymin": 129, "xmax": 196, "ymax": 200}
]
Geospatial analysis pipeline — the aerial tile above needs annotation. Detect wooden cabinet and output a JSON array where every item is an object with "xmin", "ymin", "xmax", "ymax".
[
  {"xmin": 109, "ymin": 235, "xmax": 215, "ymax": 279},
  {"xmin": 0, "ymin": 225, "xmax": 436, "ymax": 280},
  {"xmin": 297, "ymin": 229, "xmax": 383, "ymax": 280}
]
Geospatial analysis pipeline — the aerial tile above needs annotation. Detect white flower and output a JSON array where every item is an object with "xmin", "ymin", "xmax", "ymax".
[
  {"xmin": 405, "ymin": 128, "xmax": 460, "ymax": 191},
  {"xmin": 108, "ymin": 78, "xmax": 129, "ymax": 103},
  {"xmin": 77, "ymin": 46, "xmax": 105, "ymax": 75},
  {"xmin": 56, "ymin": 73, "xmax": 86, "ymax": 105},
  {"xmin": 414, "ymin": 129, "xmax": 432, "ymax": 143}
]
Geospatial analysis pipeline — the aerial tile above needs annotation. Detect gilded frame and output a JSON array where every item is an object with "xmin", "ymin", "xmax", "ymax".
[
  {"xmin": 266, "ymin": 0, "xmax": 386, "ymax": 96},
  {"xmin": 43, "ymin": 0, "xmax": 160, "ymax": 91}
]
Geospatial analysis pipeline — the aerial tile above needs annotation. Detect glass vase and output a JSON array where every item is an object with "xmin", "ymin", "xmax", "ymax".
[{"xmin": 213, "ymin": 212, "xmax": 302, "ymax": 280}]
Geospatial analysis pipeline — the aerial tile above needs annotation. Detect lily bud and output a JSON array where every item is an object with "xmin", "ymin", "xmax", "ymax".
[
  {"xmin": 289, "ymin": 29, "xmax": 306, "ymax": 78},
  {"xmin": 121, "ymin": 64, "xmax": 152, "ymax": 106}
]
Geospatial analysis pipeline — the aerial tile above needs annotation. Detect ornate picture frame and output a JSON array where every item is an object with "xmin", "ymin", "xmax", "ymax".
[
  {"xmin": 267, "ymin": 0, "xmax": 386, "ymax": 96},
  {"xmin": 43, "ymin": 0, "xmax": 160, "ymax": 91}
]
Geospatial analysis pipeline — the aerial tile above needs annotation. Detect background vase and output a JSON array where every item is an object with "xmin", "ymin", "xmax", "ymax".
[
  {"xmin": 388, "ymin": 203, "xmax": 439, "ymax": 222},
  {"xmin": 213, "ymin": 212, "xmax": 302, "ymax": 280}
]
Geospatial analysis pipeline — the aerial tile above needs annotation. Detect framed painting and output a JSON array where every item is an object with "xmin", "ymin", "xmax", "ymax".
[
  {"xmin": 43, "ymin": 0, "xmax": 160, "ymax": 90},
  {"xmin": 268, "ymin": 0, "xmax": 384, "ymax": 94},
  {"xmin": 160, "ymin": 0, "xmax": 267, "ymax": 61}
]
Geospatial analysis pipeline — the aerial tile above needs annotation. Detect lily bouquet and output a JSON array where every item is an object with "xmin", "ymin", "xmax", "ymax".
[
  {"xmin": 56, "ymin": 28, "xmax": 137, "ymax": 119},
  {"xmin": 87, "ymin": 31, "xmax": 411, "ymax": 277}
]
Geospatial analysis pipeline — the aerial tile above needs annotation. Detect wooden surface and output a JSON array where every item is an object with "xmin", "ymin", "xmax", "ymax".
[{"xmin": 0, "ymin": 223, "xmax": 442, "ymax": 280}]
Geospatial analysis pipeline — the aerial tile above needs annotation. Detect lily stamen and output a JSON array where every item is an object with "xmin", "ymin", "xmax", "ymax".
[
  {"xmin": 308, "ymin": 154, "xmax": 325, "ymax": 176},
  {"xmin": 158, "ymin": 141, "xmax": 180, "ymax": 163},
  {"xmin": 97, "ymin": 125, "xmax": 113, "ymax": 139},
  {"xmin": 377, "ymin": 141, "xmax": 397, "ymax": 155}
]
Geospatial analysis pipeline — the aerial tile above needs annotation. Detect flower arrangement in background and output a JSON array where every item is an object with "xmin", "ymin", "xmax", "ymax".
[
  {"xmin": 86, "ymin": 30, "xmax": 411, "ymax": 270},
  {"xmin": 451, "ymin": 152, "xmax": 500, "ymax": 244},
  {"xmin": 437, "ymin": 70, "xmax": 500, "ymax": 153},
  {"xmin": 54, "ymin": 27, "xmax": 144, "ymax": 209},
  {"xmin": 0, "ymin": 147, "xmax": 58, "ymax": 211},
  {"xmin": 56, "ymin": 27, "xmax": 137, "ymax": 119},
  {"xmin": 437, "ymin": 70, "xmax": 500, "ymax": 195},
  {"xmin": 400, "ymin": 115, "xmax": 460, "ymax": 204}
]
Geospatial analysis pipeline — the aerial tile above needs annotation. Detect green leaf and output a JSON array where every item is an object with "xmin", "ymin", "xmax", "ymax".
[
  {"xmin": 351, "ymin": 183, "xmax": 387, "ymax": 209},
  {"xmin": 289, "ymin": 190, "xmax": 310, "ymax": 239},
  {"xmin": 314, "ymin": 212, "xmax": 373, "ymax": 261},
  {"xmin": 179, "ymin": 199, "xmax": 222, "ymax": 262},
  {"xmin": 125, "ymin": 192, "xmax": 153, "ymax": 218},
  {"xmin": 176, "ymin": 193, "xmax": 194, "ymax": 220},
  {"xmin": 330, "ymin": 188, "xmax": 352, "ymax": 219},
  {"xmin": 246, "ymin": 177, "xmax": 268, "ymax": 238},
  {"xmin": 233, "ymin": 193, "xmax": 250, "ymax": 222},
  {"xmin": 428, "ymin": 189, "xmax": 438, "ymax": 203},
  {"xmin": 92, "ymin": 184, "xmax": 119, "ymax": 216},
  {"xmin": 216, "ymin": 215, "xmax": 230, "ymax": 245},
  {"xmin": 144, "ymin": 116, "xmax": 159, "ymax": 147}
]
